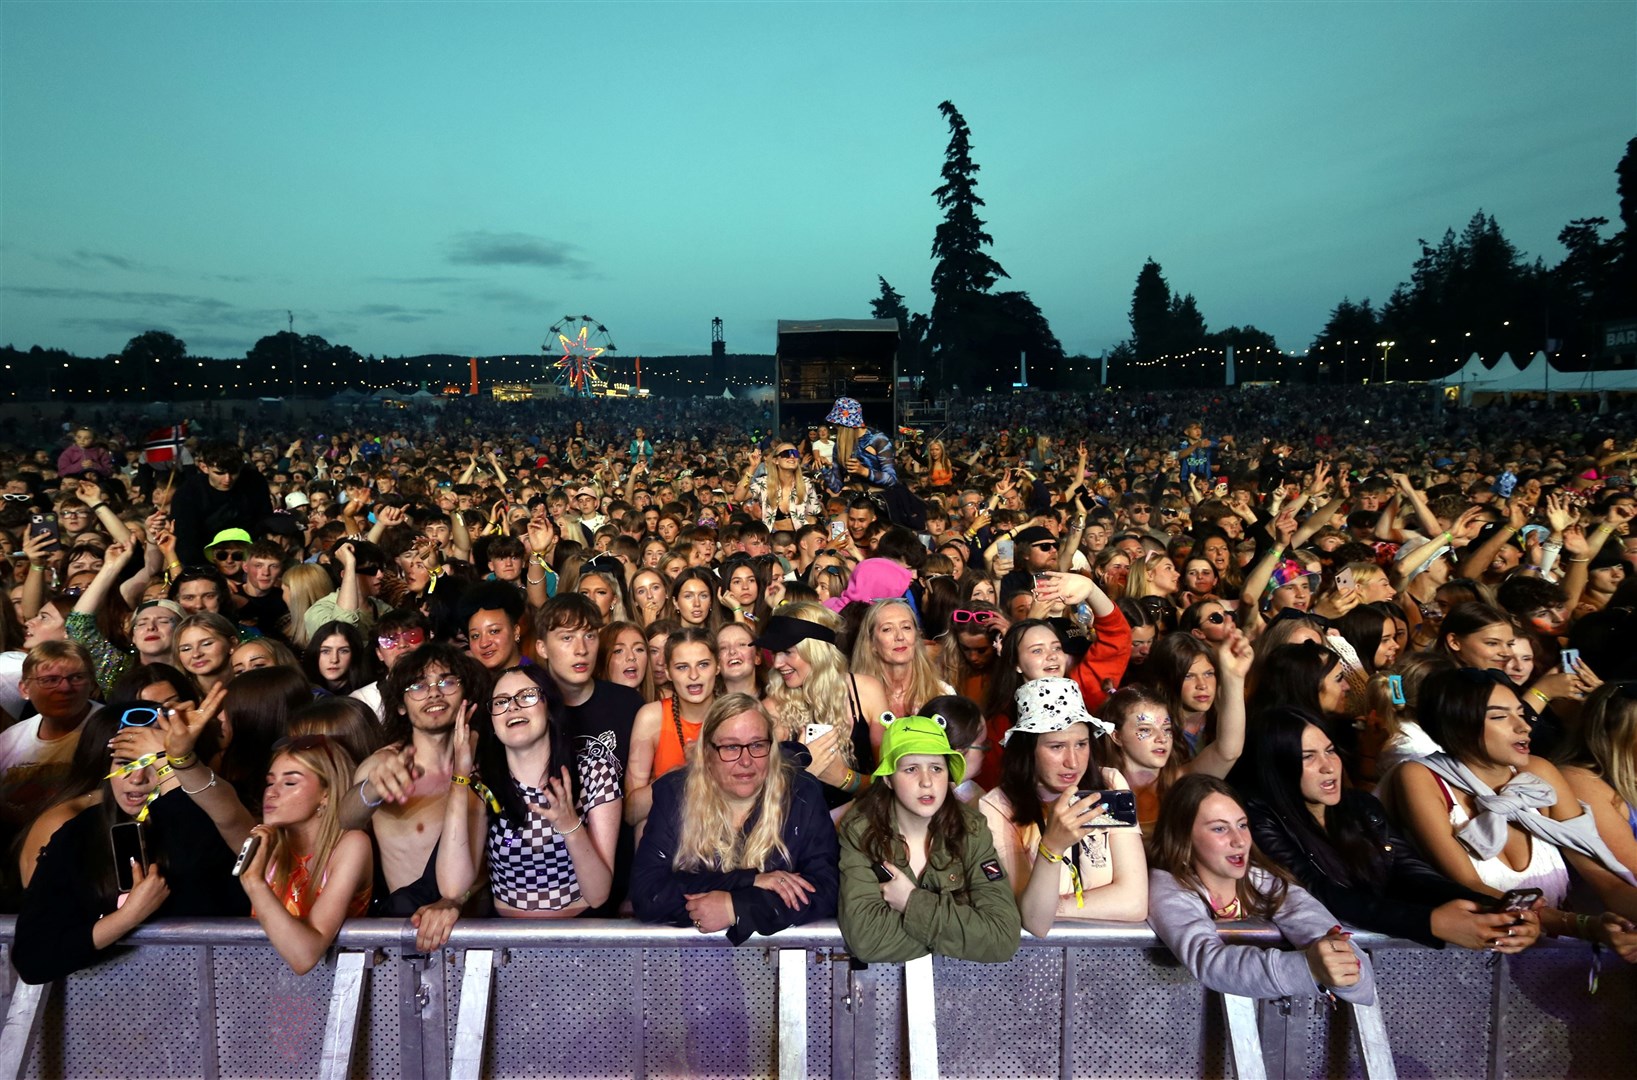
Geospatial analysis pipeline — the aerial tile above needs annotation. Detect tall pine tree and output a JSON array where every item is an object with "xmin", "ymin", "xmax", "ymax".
[{"xmin": 928, "ymin": 101, "xmax": 1008, "ymax": 395}]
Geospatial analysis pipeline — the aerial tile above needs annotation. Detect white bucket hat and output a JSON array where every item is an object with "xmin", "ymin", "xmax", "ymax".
[{"xmin": 1002, "ymin": 677, "xmax": 1113, "ymax": 746}]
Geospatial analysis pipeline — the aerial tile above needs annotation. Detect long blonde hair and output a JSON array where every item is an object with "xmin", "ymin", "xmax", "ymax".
[
  {"xmin": 1563, "ymin": 686, "xmax": 1637, "ymax": 813},
  {"xmin": 834, "ymin": 426, "xmax": 860, "ymax": 469},
  {"xmin": 850, "ymin": 599, "xmax": 944, "ymax": 714},
  {"xmin": 673, "ymin": 694, "xmax": 793, "ymax": 872},
  {"xmin": 762, "ymin": 603, "xmax": 854, "ymax": 761},
  {"xmin": 264, "ymin": 737, "xmax": 357, "ymax": 903},
  {"xmin": 281, "ymin": 564, "xmax": 334, "ymax": 649}
]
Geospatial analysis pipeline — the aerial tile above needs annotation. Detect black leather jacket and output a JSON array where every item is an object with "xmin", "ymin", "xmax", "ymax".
[{"xmin": 1245, "ymin": 789, "xmax": 1486, "ymax": 948}]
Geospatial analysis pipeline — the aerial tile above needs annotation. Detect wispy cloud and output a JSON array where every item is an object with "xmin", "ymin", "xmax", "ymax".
[
  {"xmin": 5, "ymin": 284, "xmax": 286, "ymax": 331},
  {"xmin": 466, "ymin": 286, "xmax": 544, "ymax": 311},
  {"xmin": 444, "ymin": 231, "xmax": 592, "ymax": 275},
  {"xmin": 366, "ymin": 275, "xmax": 470, "ymax": 285}
]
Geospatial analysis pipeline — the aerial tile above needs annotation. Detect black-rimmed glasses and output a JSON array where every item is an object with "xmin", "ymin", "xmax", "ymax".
[
  {"xmin": 491, "ymin": 687, "xmax": 542, "ymax": 714},
  {"xmin": 711, "ymin": 739, "xmax": 773, "ymax": 762}
]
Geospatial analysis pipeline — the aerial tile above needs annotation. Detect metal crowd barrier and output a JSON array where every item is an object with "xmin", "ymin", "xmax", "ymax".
[{"xmin": 0, "ymin": 916, "xmax": 1629, "ymax": 1079}]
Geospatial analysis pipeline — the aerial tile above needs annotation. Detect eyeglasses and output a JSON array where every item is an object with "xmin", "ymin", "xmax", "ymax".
[
  {"xmin": 491, "ymin": 687, "xmax": 543, "ymax": 714},
  {"xmin": 27, "ymin": 672, "xmax": 90, "ymax": 689},
  {"xmin": 58, "ymin": 509, "xmax": 90, "ymax": 518},
  {"xmin": 213, "ymin": 549, "xmax": 247, "ymax": 562},
  {"xmin": 951, "ymin": 609, "xmax": 998, "ymax": 624},
  {"xmin": 2, "ymin": 493, "xmax": 31, "ymax": 502},
  {"xmin": 711, "ymin": 739, "xmax": 773, "ymax": 762},
  {"xmin": 378, "ymin": 628, "xmax": 427, "ymax": 651},
  {"xmin": 1127, "ymin": 505, "xmax": 1151, "ymax": 514},
  {"xmin": 405, "ymin": 674, "xmax": 462, "ymax": 699}
]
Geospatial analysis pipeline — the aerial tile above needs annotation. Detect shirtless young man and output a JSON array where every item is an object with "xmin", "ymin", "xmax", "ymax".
[{"xmin": 340, "ymin": 642, "xmax": 490, "ymax": 948}]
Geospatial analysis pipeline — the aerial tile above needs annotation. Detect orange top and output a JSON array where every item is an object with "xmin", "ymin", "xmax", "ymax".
[
  {"xmin": 652, "ymin": 697, "xmax": 702, "ymax": 778},
  {"xmin": 274, "ymin": 852, "xmax": 371, "ymax": 920}
]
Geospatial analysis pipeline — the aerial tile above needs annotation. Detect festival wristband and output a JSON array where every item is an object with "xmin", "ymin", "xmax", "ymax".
[{"xmin": 452, "ymin": 774, "xmax": 502, "ymax": 814}]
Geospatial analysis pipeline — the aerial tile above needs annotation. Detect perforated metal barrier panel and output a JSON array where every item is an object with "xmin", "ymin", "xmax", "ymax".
[{"xmin": 1, "ymin": 919, "xmax": 1631, "ymax": 1080}]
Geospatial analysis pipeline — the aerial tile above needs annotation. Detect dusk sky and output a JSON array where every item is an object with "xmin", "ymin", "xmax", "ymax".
[{"xmin": 1, "ymin": 1, "xmax": 1632, "ymax": 366}]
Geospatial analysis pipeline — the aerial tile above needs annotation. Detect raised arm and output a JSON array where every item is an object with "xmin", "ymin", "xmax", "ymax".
[{"xmin": 1189, "ymin": 631, "xmax": 1252, "ymax": 777}]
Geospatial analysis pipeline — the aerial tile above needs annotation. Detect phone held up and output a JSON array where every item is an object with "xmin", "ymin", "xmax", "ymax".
[
  {"xmin": 231, "ymin": 833, "xmax": 261, "ymax": 878},
  {"xmin": 109, "ymin": 821, "xmax": 148, "ymax": 892},
  {"xmin": 1074, "ymin": 789, "xmax": 1139, "ymax": 828}
]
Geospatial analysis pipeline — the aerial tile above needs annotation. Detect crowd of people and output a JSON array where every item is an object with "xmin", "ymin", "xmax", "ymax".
[{"xmin": 2, "ymin": 384, "xmax": 1635, "ymax": 1016}]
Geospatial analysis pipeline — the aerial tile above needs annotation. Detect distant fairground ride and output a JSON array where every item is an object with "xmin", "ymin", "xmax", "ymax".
[{"xmin": 545, "ymin": 316, "xmax": 618, "ymax": 397}]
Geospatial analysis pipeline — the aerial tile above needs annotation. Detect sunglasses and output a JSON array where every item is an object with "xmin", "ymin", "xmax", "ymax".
[
  {"xmin": 354, "ymin": 564, "xmax": 383, "ymax": 576},
  {"xmin": 3, "ymin": 493, "xmax": 33, "ymax": 502},
  {"xmin": 1032, "ymin": 541, "xmax": 1058, "ymax": 551},
  {"xmin": 776, "ymin": 449, "xmax": 800, "ymax": 459},
  {"xmin": 1202, "ymin": 610, "xmax": 1233, "ymax": 626},
  {"xmin": 378, "ymin": 628, "xmax": 428, "ymax": 651},
  {"xmin": 117, "ymin": 705, "xmax": 162, "ymax": 729},
  {"xmin": 213, "ymin": 549, "xmax": 247, "ymax": 562},
  {"xmin": 951, "ymin": 609, "xmax": 998, "ymax": 624}
]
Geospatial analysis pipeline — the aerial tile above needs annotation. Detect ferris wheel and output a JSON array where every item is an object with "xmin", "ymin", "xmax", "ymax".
[{"xmin": 545, "ymin": 316, "xmax": 617, "ymax": 397}]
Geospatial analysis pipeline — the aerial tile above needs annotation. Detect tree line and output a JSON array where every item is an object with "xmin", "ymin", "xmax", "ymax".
[{"xmin": 882, "ymin": 108, "xmax": 1635, "ymax": 392}]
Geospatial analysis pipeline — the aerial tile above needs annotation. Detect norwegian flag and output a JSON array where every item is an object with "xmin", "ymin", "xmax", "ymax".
[{"xmin": 143, "ymin": 423, "xmax": 186, "ymax": 465}]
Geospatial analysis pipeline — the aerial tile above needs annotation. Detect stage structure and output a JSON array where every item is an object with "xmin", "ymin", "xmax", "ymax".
[{"xmin": 774, "ymin": 318, "xmax": 899, "ymax": 436}]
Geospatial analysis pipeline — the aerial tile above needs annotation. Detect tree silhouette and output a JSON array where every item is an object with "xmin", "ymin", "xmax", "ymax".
[
  {"xmin": 1128, "ymin": 259, "xmax": 1172, "ymax": 363},
  {"xmin": 121, "ymin": 330, "xmax": 187, "ymax": 366},
  {"xmin": 928, "ymin": 100, "xmax": 1009, "ymax": 395}
]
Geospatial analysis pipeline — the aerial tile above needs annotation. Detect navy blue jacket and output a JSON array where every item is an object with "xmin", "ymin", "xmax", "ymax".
[{"xmin": 631, "ymin": 766, "xmax": 839, "ymax": 944}]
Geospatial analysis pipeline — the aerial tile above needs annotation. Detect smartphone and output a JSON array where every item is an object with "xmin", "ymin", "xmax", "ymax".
[
  {"xmin": 828, "ymin": 520, "xmax": 847, "ymax": 540},
  {"xmin": 231, "ymin": 833, "xmax": 262, "ymax": 878},
  {"xmin": 871, "ymin": 863, "xmax": 894, "ymax": 883},
  {"xmin": 996, "ymin": 538, "xmax": 1014, "ymax": 562},
  {"xmin": 1335, "ymin": 567, "xmax": 1356, "ymax": 593},
  {"xmin": 28, "ymin": 513, "xmax": 62, "ymax": 553},
  {"xmin": 1495, "ymin": 887, "xmax": 1543, "ymax": 913},
  {"xmin": 1560, "ymin": 648, "xmax": 1581, "ymax": 672},
  {"xmin": 1076, "ymin": 789, "xmax": 1139, "ymax": 828},
  {"xmin": 804, "ymin": 723, "xmax": 833, "ymax": 743},
  {"xmin": 110, "ymin": 821, "xmax": 148, "ymax": 891}
]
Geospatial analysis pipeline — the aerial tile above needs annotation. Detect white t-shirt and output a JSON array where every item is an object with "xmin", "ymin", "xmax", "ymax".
[
  {"xmin": 811, "ymin": 439, "xmax": 835, "ymax": 465},
  {"xmin": 350, "ymin": 681, "xmax": 385, "ymax": 723},
  {"xmin": 0, "ymin": 705, "xmax": 100, "ymax": 824},
  {"xmin": 0, "ymin": 652, "xmax": 24, "ymax": 722}
]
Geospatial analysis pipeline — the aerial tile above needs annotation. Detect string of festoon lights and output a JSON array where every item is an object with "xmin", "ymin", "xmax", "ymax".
[{"xmin": 8, "ymin": 353, "xmax": 777, "ymax": 399}]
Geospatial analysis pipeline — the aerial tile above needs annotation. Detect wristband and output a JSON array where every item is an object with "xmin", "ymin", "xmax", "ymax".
[
  {"xmin": 360, "ymin": 781, "xmax": 385, "ymax": 809},
  {"xmin": 167, "ymin": 751, "xmax": 199, "ymax": 771},
  {"xmin": 1528, "ymin": 688, "xmax": 1552, "ymax": 711},
  {"xmin": 452, "ymin": 774, "xmax": 502, "ymax": 813},
  {"xmin": 1036, "ymin": 841, "xmax": 1085, "ymax": 909},
  {"xmin": 558, "ymin": 815, "xmax": 586, "ymax": 837}
]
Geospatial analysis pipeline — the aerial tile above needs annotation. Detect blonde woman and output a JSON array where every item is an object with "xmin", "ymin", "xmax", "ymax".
[
  {"xmin": 281, "ymin": 564, "xmax": 333, "ymax": 650},
  {"xmin": 739, "ymin": 443, "xmax": 824, "ymax": 530},
  {"xmin": 758, "ymin": 603, "xmax": 888, "ymax": 807},
  {"xmin": 630, "ymin": 693, "xmax": 839, "ymax": 942},
  {"xmin": 158, "ymin": 699, "xmax": 371, "ymax": 974},
  {"xmin": 173, "ymin": 612, "xmax": 238, "ymax": 695},
  {"xmin": 849, "ymin": 598, "xmax": 953, "ymax": 720}
]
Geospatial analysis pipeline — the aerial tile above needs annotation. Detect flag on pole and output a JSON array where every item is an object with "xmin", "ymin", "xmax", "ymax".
[{"xmin": 143, "ymin": 423, "xmax": 186, "ymax": 465}]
